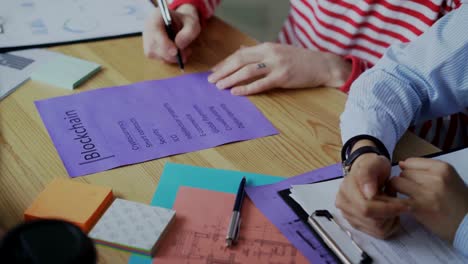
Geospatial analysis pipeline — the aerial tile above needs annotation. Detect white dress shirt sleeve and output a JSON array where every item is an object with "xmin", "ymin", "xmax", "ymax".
[{"xmin": 340, "ymin": 4, "xmax": 468, "ymax": 156}]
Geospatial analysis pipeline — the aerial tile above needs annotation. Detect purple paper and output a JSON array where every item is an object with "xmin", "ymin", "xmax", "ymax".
[
  {"xmin": 245, "ymin": 164, "xmax": 342, "ymax": 264},
  {"xmin": 35, "ymin": 72, "xmax": 278, "ymax": 177}
]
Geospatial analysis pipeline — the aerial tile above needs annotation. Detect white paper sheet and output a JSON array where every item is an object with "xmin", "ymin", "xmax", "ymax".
[
  {"xmin": 290, "ymin": 147, "xmax": 468, "ymax": 264},
  {"xmin": 0, "ymin": 0, "xmax": 153, "ymax": 49}
]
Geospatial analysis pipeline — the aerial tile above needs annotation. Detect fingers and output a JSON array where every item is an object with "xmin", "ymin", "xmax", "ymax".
[
  {"xmin": 208, "ymin": 46, "xmax": 264, "ymax": 84},
  {"xmin": 341, "ymin": 211, "xmax": 383, "ymax": 233},
  {"xmin": 383, "ymin": 181, "xmax": 397, "ymax": 197},
  {"xmin": 399, "ymin": 158, "xmax": 435, "ymax": 171},
  {"xmin": 171, "ymin": 48, "xmax": 192, "ymax": 64},
  {"xmin": 350, "ymin": 196, "xmax": 407, "ymax": 218},
  {"xmin": 175, "ymin": 13, "xmax": 201, "ymax": 50},
  {"xmin": 341, "ymin": 212, "xmax": 400, "ymax": 239},
  {"xmin": 231, "ymin": 75, "xmax": 278, "ymax": 95},
  {"xmin": 400, "ymin": 158, "xmax": 456, "ymax": 185},
  {"xmin": 143, "ymin": 8, "xmax": 199, "ymax": 64},
  {"xmin": 215, "ymin": 63, "xmax": 270, "ymax": 90},
  {"xmin": 336, "ymin": 173, "xmax": 407, "ymax": 240},
  {"xmin": 389, "ymin": 176, "xmax": 422, "ymax": 197},
  {"xmin": 398, "ymin": 169, "xmax": 429, "ymax": 185},
  {"xmin": 143, "ymin": 11, "xmax": 178, "ymax": 62},
  {"xmin": 351, "ymin": 155, "xmax": 391, "ymax": 199},
  {"xmin": 341, "ymin": 210, "xmax": 385, "ymax": 227},
  {"xmin": 337, "ymin": 190, "xmax": 402, "ymax": 239},
  {"xmin": 338, "ymin": 177, "xmax": 408, "ymax": 218}
]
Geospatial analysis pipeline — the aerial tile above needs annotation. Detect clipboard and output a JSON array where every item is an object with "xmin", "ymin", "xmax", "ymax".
[
  {"xmin": 278, "ymin": 184, "xmax": 372, "ymax": 264},
  {"xmin": 273, "ymin": 147, "xmax": 468, "ymax": 264},
  {"xmin": 309, "ymin": 210, "xmax": 372, "ymax": 264}
]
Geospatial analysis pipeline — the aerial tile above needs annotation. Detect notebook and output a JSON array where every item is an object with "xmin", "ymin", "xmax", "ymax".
[{"xmin": 88, "ymin": 198, "xmax": 176, "ymax": 256}]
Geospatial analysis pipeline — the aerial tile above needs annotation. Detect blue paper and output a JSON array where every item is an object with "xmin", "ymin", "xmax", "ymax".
[{"xmin": 128, "ymin": 162, "xmax": 284, "ymax": 264}]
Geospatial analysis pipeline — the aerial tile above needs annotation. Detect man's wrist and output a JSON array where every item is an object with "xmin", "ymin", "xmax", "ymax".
[
  {"xmin": 341, "ymin": 135, "xmax": 391, "ymax": 176},
  {"xmin": 342, "ymin": 135, "xmax": 390, "ymax": 161},
  {"xmin": 351, "ymin": 139, "xmax": 376, "ymax": 153},
  {"xmin": 350, "ymin": 140, "xmax": 381, "ymax": 167}
]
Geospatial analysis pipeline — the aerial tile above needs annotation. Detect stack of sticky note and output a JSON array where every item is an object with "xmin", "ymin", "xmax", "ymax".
[
  {"xmin": 24, "ymin": 179, "xmax": 176, "ymax": 256},
  {"xmin": 89, "ymin": 199, "xmax": 176, "ymax": 256},
  {"xmin": 24, "ymin": 178, "xmax": 114, "ymax": 233},
  {"xmin": 30, "ymin": 53, "xmax": 101, "ymax": 90}
]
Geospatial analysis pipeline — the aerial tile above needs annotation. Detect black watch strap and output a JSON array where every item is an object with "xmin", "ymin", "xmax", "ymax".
[
  {"xmin": 341, "ymin": 135, "xmax": 390, "ymax": 162},
  {"xmin": 342, "ymin": 146, "xmax": 382, "ymax": 176},
  {"xmin": 341, "ymin": 135, "xmax": 391, "ymax": 177}
]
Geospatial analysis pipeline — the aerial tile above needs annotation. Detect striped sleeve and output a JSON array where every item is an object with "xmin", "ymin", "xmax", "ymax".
[
  {"xmin": 446, "ymin": 0, "xmax": 463, "ymax": 10},
  {"xmin": 340, "ymin": 4, "xmax": 468, "ymax": 155},
  {"xmin": 340, "ymin": 55, "xmax": 372, "ymax": 93},
  {"xmin": 169, "ymin": 0, "xmax": 221, "ymax": 21},
  {"xmin": 454, "ymin": 214, "xmax": 468, "ymax": 256}
]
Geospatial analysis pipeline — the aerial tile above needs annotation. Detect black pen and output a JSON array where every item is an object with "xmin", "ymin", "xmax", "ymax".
[
  {"xmin": 153, "ymin": 0, "xmax": 185, "ymax": 71},
  {"xmin": 226, "ymin": 177, "xmax": 246, "ymax": 247}
]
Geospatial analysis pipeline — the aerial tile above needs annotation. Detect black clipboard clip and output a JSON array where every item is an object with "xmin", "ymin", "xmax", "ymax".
[{"xmin": 308, "ymin": 210, "xmax": 373, "ymax": 264}]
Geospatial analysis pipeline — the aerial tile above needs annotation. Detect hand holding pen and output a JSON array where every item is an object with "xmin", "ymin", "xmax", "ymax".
[{"xmin": 143, "ymin": 2, "xmax": 201, "ymax": 70}]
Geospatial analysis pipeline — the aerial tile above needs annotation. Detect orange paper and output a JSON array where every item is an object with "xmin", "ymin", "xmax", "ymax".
[
  {"xmin": 24, "ymin": 178, "xmax": 113, "ymax": 233},
  {"xmin": 154, "ymin": 187, "xmax": 307, "ymax": 263}
]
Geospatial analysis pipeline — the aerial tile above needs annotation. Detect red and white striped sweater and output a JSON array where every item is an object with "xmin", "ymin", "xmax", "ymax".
[{"xmin": 169, "ymin": 0, "xmax": 467, "ymax": 150}]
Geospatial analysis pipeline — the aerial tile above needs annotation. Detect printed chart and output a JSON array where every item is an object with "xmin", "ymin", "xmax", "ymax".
[{"xmin": 1, "ymin": 0, "xmax": 153, "ymax": 49}]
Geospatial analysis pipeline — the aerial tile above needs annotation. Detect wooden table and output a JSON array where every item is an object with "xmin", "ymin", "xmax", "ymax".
[{"xmin": 0, "ymin": 18, "xmax": 438, "ymax": 263}]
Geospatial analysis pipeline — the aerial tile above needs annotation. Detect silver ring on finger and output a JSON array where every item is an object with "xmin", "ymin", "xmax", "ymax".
[{"xmin": 257, "ymin": 63, "xmax": 266, "ymax": 69}]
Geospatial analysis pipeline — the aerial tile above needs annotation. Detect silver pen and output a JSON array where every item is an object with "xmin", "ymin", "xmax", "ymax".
[
  {"xmin": 226, "ymin": 177, "xmax": 246, "ymax": 247},
  {"xmin": 151, "ymin": 0, "xmax": 185, "ymax": 71}
]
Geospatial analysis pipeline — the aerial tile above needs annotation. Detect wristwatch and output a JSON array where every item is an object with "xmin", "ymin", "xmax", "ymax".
[{"xmin": 341, "ymin": 135, "xmax": 391, "ymax": 177}]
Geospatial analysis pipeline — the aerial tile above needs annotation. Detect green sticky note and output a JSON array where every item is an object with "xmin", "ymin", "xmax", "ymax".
[
  {"xmin": 128, "ymin": 162, "xmax": 284, "ymax": 264},
  {"xmin": 31, "ymin": 54, "xmax": 101, "ymax": 89}
]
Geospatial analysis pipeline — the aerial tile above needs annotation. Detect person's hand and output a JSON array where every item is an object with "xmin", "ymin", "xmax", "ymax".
[
  {"xmin": 207, "ymin": 43, "xmax": 352, "ymax": 95},
  {"xmin": 143, "ymin": 4, "xmax": 201, "ymax": 63},
  {"xmin": 336, "ymin": 140, "xmax": 409, "ymax": 238},
  {"xmin": 391, "ymin": 158, "xmax": 468, "ymax": 242}
]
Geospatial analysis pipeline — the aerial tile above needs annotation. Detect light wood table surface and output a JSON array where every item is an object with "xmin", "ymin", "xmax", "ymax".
[{"xmin": 0, "ymin": 18, "xmax": 439, "ymax": 263}]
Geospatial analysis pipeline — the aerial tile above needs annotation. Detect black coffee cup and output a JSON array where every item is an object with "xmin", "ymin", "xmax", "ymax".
[{"xmin": 0, "ymin": 219, "xmax": 97, "ymax": 264}]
